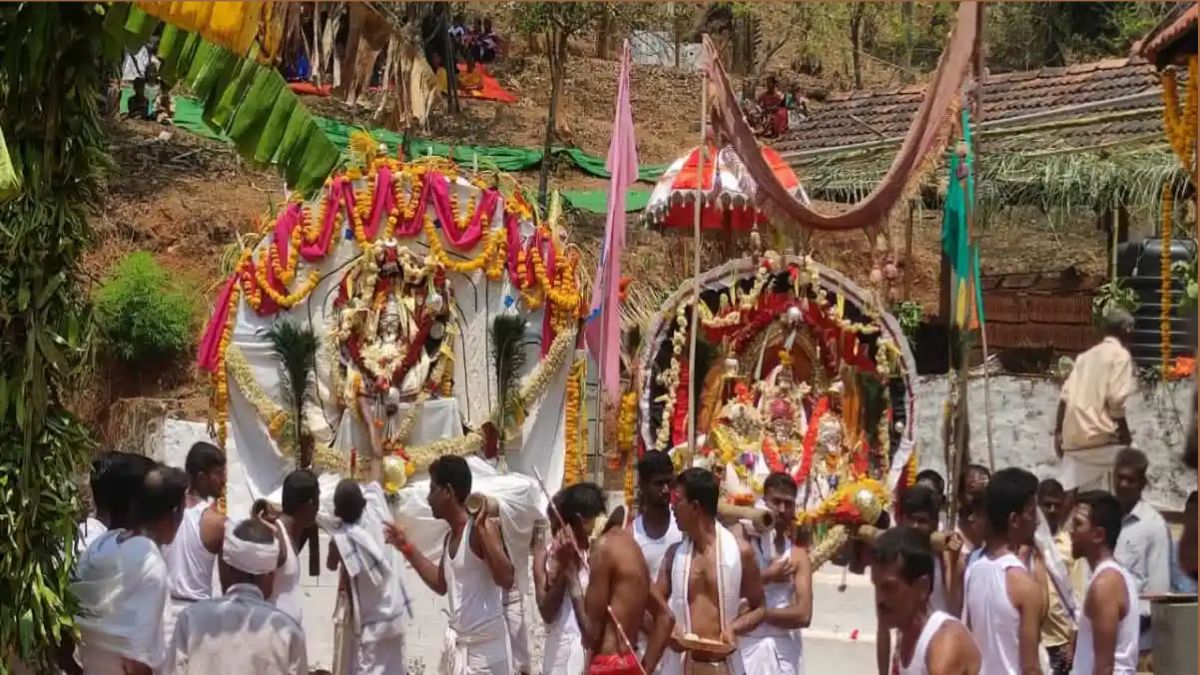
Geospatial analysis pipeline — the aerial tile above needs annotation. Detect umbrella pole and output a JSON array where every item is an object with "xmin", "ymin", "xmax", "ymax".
[{"xmin": 687, "ymin": 66, "xmax": 707, "ymax": 466}]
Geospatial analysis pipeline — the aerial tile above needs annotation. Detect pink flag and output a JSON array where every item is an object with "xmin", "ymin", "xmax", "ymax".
[{"xmin": 584, "ymin": 40, "xmax": 638, "ymax": 405}]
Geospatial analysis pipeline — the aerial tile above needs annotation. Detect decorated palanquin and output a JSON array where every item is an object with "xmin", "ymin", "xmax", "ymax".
[
  {"xmin": 196, "ymin": 140, "xmax": 587, "ymax": 511},
  {"xmin": 636, "ymin": 251, "xmax": 919, "ymax": 563}
]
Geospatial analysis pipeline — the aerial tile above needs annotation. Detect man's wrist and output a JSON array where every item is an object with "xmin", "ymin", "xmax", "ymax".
[{"xmin": 398, "ymin": 541, "xmax": 415, "ymax": 557}]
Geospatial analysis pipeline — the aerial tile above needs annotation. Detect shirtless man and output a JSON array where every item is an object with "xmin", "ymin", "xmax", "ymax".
[
  {"xmin": 873, "ymin": 526, "xmax": 981, "ymax": 675},
  {"xmin": 1068, "ymin": 491, "xmax": 1139, "ymax": 674},
  {"xmin": 963, "ymin": 468, "xmax": 1044, "ymax": 675},
  {"xmin": 553, "ymin": 483, "xmax": 674, "ymax": 675},
  {"xmin": 658, "ymin": 468, "xmax": 766, "ymax": 675}
]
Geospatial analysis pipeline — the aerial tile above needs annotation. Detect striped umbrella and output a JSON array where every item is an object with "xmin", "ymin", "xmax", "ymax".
[{"xmin": 644, "ymin": 143, "xmax": 809, "ymax": 234}]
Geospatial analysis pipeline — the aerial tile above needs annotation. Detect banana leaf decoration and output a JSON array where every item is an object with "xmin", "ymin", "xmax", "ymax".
[{"xmin": 491, "ymin": 315, "xmax": 529, "ymax": 447}]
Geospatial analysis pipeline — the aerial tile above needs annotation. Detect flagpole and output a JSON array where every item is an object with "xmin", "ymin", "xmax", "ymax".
[{"xmin": 687, "ymin": 48, "xmax": 708, "ymax": 466}]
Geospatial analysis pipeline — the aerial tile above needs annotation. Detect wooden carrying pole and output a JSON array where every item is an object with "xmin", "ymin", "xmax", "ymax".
[{"xmin": 686, "ymin": 54, "xmax": 708, "ymax": 464}]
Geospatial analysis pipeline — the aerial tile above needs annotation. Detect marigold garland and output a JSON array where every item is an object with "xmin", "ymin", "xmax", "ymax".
[
  {"xmin": 1161, "ymin": 185, "xmax": 1174, "ymax": 369},
  {"xmin": 795, "ymin": 396, "xmax": 830, "ymax": 485},
  {"xmin": 564, "ymin": 356, "xmax": 587, "ymax": 486},
  {"xmin": 226, "ymin": 345, "xmax": 294, "ymax": 455},
  {"xmin": 796, "ymin": 477, "xmax": 889, "ymax": 528},
  {"xmin": 610, "ymin": 390, "xmax": 638, "ymax": 471},
  {"xmin": 1162, "ymin": 57, "xmax": 1198, "ymax": 171}
]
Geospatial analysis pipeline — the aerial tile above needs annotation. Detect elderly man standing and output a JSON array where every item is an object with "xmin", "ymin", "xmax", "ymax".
[
  {"xmin": 1054, "ymin": 307, "xmax": 1136, "ymax": 493},
  {"xmin": 167, "ymin": 518, "xmax": 307, "ymax": 674}
]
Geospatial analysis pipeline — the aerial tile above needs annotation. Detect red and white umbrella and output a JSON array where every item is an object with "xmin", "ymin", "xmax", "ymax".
[{"xmin": 644, "ymin": 143, "xmax": 810, "ymax": 233}]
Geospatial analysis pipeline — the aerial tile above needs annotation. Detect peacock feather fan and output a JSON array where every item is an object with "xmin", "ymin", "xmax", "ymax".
[
  {"xmin": 262, "ymin": 320, "xmax": 319, "ymax": 466},
  {"xmin": 491, "ymin": 314, "xmax": 528, "ymax": 444}
]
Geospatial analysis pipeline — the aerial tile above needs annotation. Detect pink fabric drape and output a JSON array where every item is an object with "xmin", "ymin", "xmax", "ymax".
[
  {"xmin": 703, "ymin": 1, "xmax": 979, "ymax": 230},
  {"xmin": 196, "ymin": 274, "xmax": 237, "ymax": 373},
  {"xmin": 425, "ymin": 172, "xmax": 497, "ymax": 250}
]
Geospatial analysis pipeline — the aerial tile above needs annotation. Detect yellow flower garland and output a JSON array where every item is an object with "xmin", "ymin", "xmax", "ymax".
[
  {"xmin": 1162, "ymin": 185, "xmax": 1173, "ymax": 369},
  {"xmin": 564, "ymin": 356, "xmax": 587, "ymax": 486},
  {"xmin": 424, "ymin": 216, "xmax": 507, "ymax": 276},
  {"xmin": 795, "ymin": 477, "xmax": 889, "ymax": 528},
  {"xmin": 225, "ymin": 345, "xmax": 293, "ymax": 455},
  {"xmin": 1162, "ymin": 57, "xmax": 1198, "ymax": 171}
]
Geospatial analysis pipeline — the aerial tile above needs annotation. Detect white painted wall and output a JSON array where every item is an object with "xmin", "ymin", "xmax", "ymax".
[{"xmin": 910, "ymin": 374, "xmax": 1197, "ymax": 510}]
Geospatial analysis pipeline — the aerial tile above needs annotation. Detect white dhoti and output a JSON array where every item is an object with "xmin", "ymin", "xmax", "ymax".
[
  {"xmin": 503, "ymin": 587, "xmax": 529, "ymax": 673},
  {"xmin": 1060, "ymin": 444, "xmax": 1122, "ymax": 491},
  {"xmin": 161, "ymin": 596, "xmax": 196, "ymax": 650},
  {"xmin": 740, "ymin": 633, "xmax": 803, "ymax": 675},
  {"xmin": 352, "ymin": 633, "xmax": 407, "ymax": 675},
  {"xmin": 440, "ymin": 622, "xmax": 512, "ymax": 675}
]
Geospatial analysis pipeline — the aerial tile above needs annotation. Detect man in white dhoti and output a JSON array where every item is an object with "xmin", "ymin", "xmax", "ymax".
[
  {"xmin": 1055, "ymin": 308, "xmax": 1135, "ymax": 493},
  {"xmin": 161, "ymin": 442, "xmax": 228, "ymax": 643},
  {"xmin": 657, "ymin": 468, "xmax": 766, "ymax": 675},
  {"xmin": 384, "ymin": 454, "xmax": 516, "ymax": 674},
  {"xmin": 740, "ymin": 473, "xmax": 811, "ymax": 675},
  {"xmin": 533, "ymin": 485, "xmax": 604, "ymax": 674},
  {"xmin": 327, "ymin": 479, "xmax": 409, "ymax": 675},
  {"xmin": 267, "ymin": 468, "xmax": 321, "ymax": 624},
  {"xmin": 167, "ymin": 518, "xmax": 307, "ymax": 673},
  {"xmin": 72, "ymin": 465, "xmax": 189, "ymax": 675}
]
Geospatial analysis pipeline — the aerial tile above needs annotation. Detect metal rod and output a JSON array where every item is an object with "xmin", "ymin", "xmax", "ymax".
[{"xmin": 686, "ymin": 52, "xmax": 708, "ymax": 465}]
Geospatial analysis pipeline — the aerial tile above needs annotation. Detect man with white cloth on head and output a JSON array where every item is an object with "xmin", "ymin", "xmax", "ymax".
[
  {"xmin": 166, "ymin": 518, "xmax": 307, "ymax": 674},
  {"xmin": 72, "ymin": 465, "xmax": 189, "ymax": 675},
  {"xmin": 326, "ymin": 478, "xmax": 409, "ymax": 675}
]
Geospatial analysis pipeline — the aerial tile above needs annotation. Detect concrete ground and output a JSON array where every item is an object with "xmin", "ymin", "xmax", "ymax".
[{"xmin": 297, "ymin": 534, "xmax": 878, "ymax": 674}]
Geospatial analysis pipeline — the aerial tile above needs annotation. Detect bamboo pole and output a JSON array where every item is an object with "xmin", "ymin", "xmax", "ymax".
[
  {"xmin": 973, "ymin": 4, "xmax": 995, "ymax": 472},
  {"xmin": 686, "ymin": 57, "xmax": 708, "ymax": 465}
]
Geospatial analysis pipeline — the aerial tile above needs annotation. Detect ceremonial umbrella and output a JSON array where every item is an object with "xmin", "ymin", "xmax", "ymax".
[{"xmin": 644, "ymin": 142, "xmax": 810, "ymax": 234}]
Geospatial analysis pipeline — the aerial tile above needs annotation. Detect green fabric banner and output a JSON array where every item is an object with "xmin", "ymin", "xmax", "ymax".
[{"xmin": 128, "ymin": 88, "xmax": 654, "ymax": 214}]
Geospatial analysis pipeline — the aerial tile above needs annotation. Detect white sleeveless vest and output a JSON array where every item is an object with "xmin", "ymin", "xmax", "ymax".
[
  {"xmin": 963, "ymin": 552, "xmax": 1025, "ymax": 675},
  {"xmin": 894, "ymin": 611, "xmax": 957, "ymax": 675},
  {"xmin": 1071, "ymin": 560, "xmax": 1139, "ymax": 675},
  {"xmin": 163, "ymin": 499, "xmax": 216, "ymax": 600}
]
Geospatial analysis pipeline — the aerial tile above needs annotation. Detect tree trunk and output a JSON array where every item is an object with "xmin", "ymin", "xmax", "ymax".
[
  {"xmin": 442, "ymin": 5, "xmax": 459, "ymax": 114},
  {"xmin": 673, "ymin": 3, "xmax": 682, "ymax": 69},
  {"xmin": 850, "ymin": 4, "xmax": 864, "ymax": 89},
  {"xmin": 338, "ymin": 2, "xmax": 363, "ymax": 98},
  {"xmin": 596, "ymin": 10, "xmax": 612, "ymax": 60},
  {"xmin": 311, "ymin": 1, "xmax": 323, "ymax": 86},
  {"xmin": 538, "ymin": 30, "xmax": 566, "ymax": 209}
]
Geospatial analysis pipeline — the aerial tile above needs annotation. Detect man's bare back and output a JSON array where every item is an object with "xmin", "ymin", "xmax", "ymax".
[{"xmin": 585, "ymin": 527, "xmax": 651, "ymax": 655}]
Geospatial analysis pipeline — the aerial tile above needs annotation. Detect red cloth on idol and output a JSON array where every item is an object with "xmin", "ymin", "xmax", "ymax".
[{"xmin": 588, "ymin": 652, "xmax": 642, "ymax": 675}]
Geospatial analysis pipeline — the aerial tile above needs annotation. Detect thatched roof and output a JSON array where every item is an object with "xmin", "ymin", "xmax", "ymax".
[{"xmin": 777, "ymin": 57, "xmax": 1186, "ymax": 214}]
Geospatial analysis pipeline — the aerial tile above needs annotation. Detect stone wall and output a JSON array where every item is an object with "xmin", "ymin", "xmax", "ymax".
[{"xmin": 910, "ymin": 374, "xmax": 1196, "ymax": 510}]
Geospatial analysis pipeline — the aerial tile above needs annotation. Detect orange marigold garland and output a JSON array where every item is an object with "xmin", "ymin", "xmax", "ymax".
[
  {"xmin": 794, "ymin": 396, "xmax": 830, "ymax": 486},
  {"xmin": 564, "ymin": 356, "xmax": 587, "ymax": 486},
  {"xmin": 1162, "ymin": 185, "xmax": 1173, "ymax": 369},
  {"xmin": 1162, "ymin": 56, "xmax": 1198, "ymax": 171}
]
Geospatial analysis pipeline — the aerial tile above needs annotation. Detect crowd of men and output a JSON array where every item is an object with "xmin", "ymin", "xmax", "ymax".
[
  {"xmin": 60, "ymin": 431, "xmax": 1195, "ymax": 675},
  {"xmin": 51, "ymin": 309, "xmax": 1195, "ymax": 674}
]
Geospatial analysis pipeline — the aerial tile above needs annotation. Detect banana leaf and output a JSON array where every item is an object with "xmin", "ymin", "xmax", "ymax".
[
  {"xmin": 205, "ymin": 56, "xmax": 257, "ymax": 129},
  {"xmin": 254, "ymin": 88, "xmax": 297, "ymax": 165},
  {"xmin": 227, "ymin": 67, "xmax": 284, "ymax": 158}
]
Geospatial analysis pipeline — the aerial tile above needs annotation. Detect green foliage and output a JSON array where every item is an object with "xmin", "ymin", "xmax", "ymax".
[
  {"xmin": 1173, "ymin": 257, "xmax": 1198, "ymax": 316},
  {"xmin": 94, "ymin": 252, "xmax": 195, "ymax": 363},
  {"xmin": 1092, "ymin": 277, "xmax": 1140, "ymax": 323},
  {"xmin": 491, "ymin": 314, "xmax": 528, "ymax": 441},
  {"xmin": 262, "ymin": 320, "xmax": 318, "ymax": 461},
  {"xmin": 0, "ymin": 3, "xmax": 114, "ymax": 670},
  {"xmin": 892, "ymin": 300, "xmax": 924, "ymax": 345}
]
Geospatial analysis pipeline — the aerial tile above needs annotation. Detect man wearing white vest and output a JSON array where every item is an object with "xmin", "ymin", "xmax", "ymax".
[
  {"xmin": 963, "ymin": 468, "xmax": 1045, "ymax": 675},
  {"xmin": 385, "ymin": 454, "xmax": 515, "ymax": 674},
  {"xmin": 161, "ymin": 442, "xmax": 227, "ymax": 644},
  {"xmin": 872, "ymin": 526, "xmax": 980, "ymax": 675},
  {"xmin": 740, "ymin": 473, "xmax": 811, "ymax": 675},
  {"xmin": 266, "ymin": 468, "xmax": 320, "ymax": 624},
  {"xmin": 1068, "ymin": 491, "xmax": 1139, "ymax": 675},
  {"xmin": 657, "ymin": 467, "xmax": 766, "ymax": 675}
]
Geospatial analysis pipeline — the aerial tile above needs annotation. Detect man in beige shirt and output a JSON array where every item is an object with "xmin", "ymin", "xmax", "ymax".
[{"xmin": 1054, "ymin": 307, "xmax": 1135, "ymax": 492}]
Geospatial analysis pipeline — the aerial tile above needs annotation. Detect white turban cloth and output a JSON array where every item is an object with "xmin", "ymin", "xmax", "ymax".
[{"xmin": 222, "ymin": 520, "xmax": 280, "ymax": 575}]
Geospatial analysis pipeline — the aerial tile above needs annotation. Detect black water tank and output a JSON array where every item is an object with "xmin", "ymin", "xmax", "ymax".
[{"xmin": 1115, "ymin": 239, "xmax": 1197, "ymax": 367}]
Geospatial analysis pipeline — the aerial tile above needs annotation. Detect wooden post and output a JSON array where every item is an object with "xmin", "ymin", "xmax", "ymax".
[
  {"xmin": 904, "ymin": 201, "xmax": 915, "ymax": 301},
  {"xmin": 686, "ymin": 52, "xmax": 708, "ymax": 464}
]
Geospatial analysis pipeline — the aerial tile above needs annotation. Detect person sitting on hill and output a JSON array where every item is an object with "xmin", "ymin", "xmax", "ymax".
[{"xmin": 757, "ymin": 75, "xmax": 788, "ymax": 138}]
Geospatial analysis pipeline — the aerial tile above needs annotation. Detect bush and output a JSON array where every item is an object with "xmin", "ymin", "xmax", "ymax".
[{"xmin": 95, "ymin": 252, "xmax": 195, "ymax": 362}]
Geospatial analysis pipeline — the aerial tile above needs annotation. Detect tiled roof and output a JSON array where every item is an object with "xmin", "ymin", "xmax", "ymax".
[
  {"xmin": 1136, "ymin": 3, "xmax": 1197, "ymax": 64},
  {"xmin": 778, "ymin": 58, "xmax": 1162, "ymax": 155}
]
